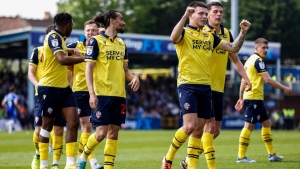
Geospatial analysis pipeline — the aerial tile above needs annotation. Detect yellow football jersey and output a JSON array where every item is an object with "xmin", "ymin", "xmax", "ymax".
[
  {"xmin": 38, "ymin": 30, "xmax": 69, "ymax": 88},
  {"xmin": 85, "ymin": 32, "xmax": 128, "ymax": 98},
  {"xmin": 204, "ymin": 24, "xmax": 233, "ymax": 92},
  {"xmin": 243, "ymin": 53, "xmax": 267, "ymax": 100},
  {"xmin": 29, "ymin": 46, "xmax": 44, "ymax": 95},
  {"xmin": 67, "ymin": 41, "xmax": 88, "ymax": 92},
  {"xmin": 175, "ymin": 24, "xmax": 222, "ymax": 86}
]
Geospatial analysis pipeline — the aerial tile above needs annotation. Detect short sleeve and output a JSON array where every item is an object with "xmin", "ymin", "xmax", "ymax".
[
  {"xmin": 212, "ymin": 34, "xmax": 222, "ymax": 48},
  {"xmin": 254, "ymin": 59, "xmax": 267, "ymax": 74},
  {"xmin": 29, "ymin": 47, "xmax": 39, "ymax": 66},
  {"xmin": 85, "ymin": 37, "xmax": 99, "ymax": 61},
  {"xmin": 47, "ymin": 33, "xmax": 64, "ymax": 54}
]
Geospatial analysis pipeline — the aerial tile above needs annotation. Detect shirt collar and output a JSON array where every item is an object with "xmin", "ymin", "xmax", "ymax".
[
  {"xmin": 101, "ymin": 32, "xmax": 117, "ymax": 41},
  {"xmin": 53, "ymin": 29, "xmax": 66, "ymax": 40},
  {"xmin": 206, "ymin": 22, "xmax": 225, "ymax": 35},
  {"xmin": 186, "ymin": 24, "xmax": 201, "ymax": 32}
]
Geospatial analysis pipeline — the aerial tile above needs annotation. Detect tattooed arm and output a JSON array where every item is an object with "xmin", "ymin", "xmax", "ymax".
[{"xmin": 218, "ymin": 19, "xmax": 251, "ymax": 53}]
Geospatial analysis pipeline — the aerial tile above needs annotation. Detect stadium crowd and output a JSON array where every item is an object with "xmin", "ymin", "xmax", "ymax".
[{"xmin": 0, "ymin": 68, "xmax": 249, "ymax": 131}]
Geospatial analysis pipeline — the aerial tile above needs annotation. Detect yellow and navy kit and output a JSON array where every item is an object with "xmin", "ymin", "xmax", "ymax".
[
  {"xmin": 29, "ymin": 46, "xmax": 45, "ymax": 95},
  {"xmin": 243, "ymin": 53, "xmax": 267, "ymax": 100},
  {"xmin": 67, "ymin": 40, "xmax": 88, "ymax": 92},
  {"xmin": 175, "ymin": 24, "xmax": 222, "ymax": 86},
  {"xmin": 38, "ymin": 29, "xmax": 69, "ymax": 88},
  {"xmin": 85, "ymin": 32, "xmax": 128, "ymax": 98},
  {"xmin": 204, "ymin": 23, "xmax": 233, "ymax": 93}
]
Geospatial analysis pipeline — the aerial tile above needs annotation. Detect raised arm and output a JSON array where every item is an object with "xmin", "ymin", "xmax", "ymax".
[
  {"xmin": 218, "ymin": 19, "xmax": 251, "ymax": 53},
  {"xmin": 170, "ymin": 7, "xmax": 194, "ymax": 43}
]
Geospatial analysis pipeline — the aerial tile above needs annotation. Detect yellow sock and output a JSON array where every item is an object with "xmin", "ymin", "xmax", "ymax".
[
  {"xmin": 79, "ymin": 132, "xmax": 96, "ymax": 160},
  {"xmin": 66, "ymin": 142, "xmax": 77, "ymax": 157},
  {"xmin": 166, "ymin": 127, "xmax": 189, "ymax": 161},
  {"xmin": 78, "ymin": 133, "xmax": 90, "ymax": 157},
  {"xmin": 238, "ymin": 128, "xmax": 252, "ymax": 159},
  {"xmin": 82, "ymin": 133, "xmax": 100, "ymax": 159},
  {"xmin": 33, "ymin": 132, "xmax": 39, "ymax": 154},
  {"xmin": 186, "ymin": 137, "xmax": 202, "ymax": 169},
  {"xmin": 53, "ymin": 135, "xmax": 63, "ymax": 161},
  {"xmin": 104, "ymin": 139, "xmax": 118, "ymax": 169},
  {"xmin": 203, "ymin": 132, "xmax": 216, "ymax": 169},
  {"xmin": 262, "ymin": 127, "xmax": 275, "ymax": 155},
  {"xmin": 39, "ymin": 142, "xmax": 49, "ymax": 161},
  {"xmin": 49, "ymin": 129, "xmax": 54, "ymax": 145}
]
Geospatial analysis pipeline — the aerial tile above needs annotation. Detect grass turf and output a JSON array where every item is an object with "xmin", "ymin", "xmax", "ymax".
[{"xmin": 0, "ymin": 129, "xmax": 299, "ymax": 169}]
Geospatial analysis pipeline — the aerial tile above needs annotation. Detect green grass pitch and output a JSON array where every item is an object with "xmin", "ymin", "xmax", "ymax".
[{"xmin": 0, "ymin": 129, "xmax": 299, "ymax": 169}]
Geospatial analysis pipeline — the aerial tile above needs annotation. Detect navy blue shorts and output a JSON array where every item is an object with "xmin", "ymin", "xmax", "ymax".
[
  {"xmin": 177, "ymin": 84, "xmax": 213, "ymax": 119},
  {"xmin": 90, "ymin": 96, "xmax": 126, "ymax": 127},
  {"xmin": 33, "ymin": 96, "xmax": 66, "ymax": 127},
  {"xmin": 212, "ymin": 91, "xmax": 223, "ymax": 121},
  {"xmin": 37, "ymin": 86, "xmax": 77, "ymax": 118},
  {"xmin": 73, "ymin": 91, "xmax": 92, "ymax": 118},
  {"xmin": 244, "ymin": 100, "xmax": 269, "ymax": 124}
]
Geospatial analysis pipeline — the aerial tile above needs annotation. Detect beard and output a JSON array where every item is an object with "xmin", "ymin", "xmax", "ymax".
[{"xmin": 117, "ymin": 27, "xmax": 125, "ymax": 34}]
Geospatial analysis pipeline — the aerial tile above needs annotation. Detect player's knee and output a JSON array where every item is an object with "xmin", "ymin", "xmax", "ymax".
[
  {"xmin": 67, "ymin": 120, "xmax": 79, "ymax": 130},
  {"xmin": 183, "ymin": 124, "xmax": 197, "ymax": 135},
  {"xmin": 94, "ymin": 132, "xmax": 107, "ymax": 142}
]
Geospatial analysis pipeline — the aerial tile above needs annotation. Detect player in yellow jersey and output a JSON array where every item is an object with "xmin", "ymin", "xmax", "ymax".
[
  {"xmin": 67, "ymin": 20, "xmax": 104, "ymax": 169},
  {"xmin": 37, "ymin": 13, "xmax": 84, "ymax": 169},
  {"xmin": 77, "ymin": 10, "xmax": 140, "ymax": 169},
  {"xmin": 179, "ymin": 2, "xmax": 252, "ymax": 168},
  {"xmin": 28, "ymin": 24, "xmax": 69, "ymax": 169},
  {"xmin": 161, "ymin": 1, "xmax": 251, "ymax": 169},
  {"xmin": 235, "ymin": 38, "xmax": 292, "ymax": 163}
]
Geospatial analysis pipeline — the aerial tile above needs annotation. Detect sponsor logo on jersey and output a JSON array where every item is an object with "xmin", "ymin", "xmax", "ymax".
[
  {"xmin": 259, "ymin": 62, "xmax": 265, "ymax": 69},
  {"xmin": 87, "ymin": 46, "xmax": 93, "ymax": 55},
  {"xmin": 51, "ymin": 39, "xmax": 59, "ymax": 47}
]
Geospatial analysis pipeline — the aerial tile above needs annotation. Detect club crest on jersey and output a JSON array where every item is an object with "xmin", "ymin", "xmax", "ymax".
[
  {"xmin": 77, "ymin": 108, "xmax": 81, "ymax": 115},
  {"xmin": 103, "ymin": 41, "xmax": 106, "ymax": 44},
  {"xmin": 259, "ymin": 62, "xmax": 265, "ymax": 69},
  {"xmin": 203, "ymin": 33, "xmax": 208, "ymax": 37},
  {"xmin": 48, "ymin": 107, "xmax": 53, "ymax": 114},
  {"xmin": 51, "ymin": 39, "xmax": 59, "ymax": 47},
  {"xmin": 95, "ymin": 111, "xmax": 102, "ymax": 119},
  {"xmin": 184, "ymin": 103, "xmax": 190, "ymax": 110},
  {"xmin": 87, "ymin": 46, "xmax": 93, "ymax": 55},
  {"xmin": 89, "ymin": 39, "xmax": 94, "ymax": 44},
  {"xmin": 51, "ymin": 34, "xmax": 57, "ymax": 39},
  {"xmin": 35, "ymin": 117, "xmax": 39, "ymax": 123}
]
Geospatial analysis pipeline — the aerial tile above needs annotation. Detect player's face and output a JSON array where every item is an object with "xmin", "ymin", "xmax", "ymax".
[
  {"xmin": 208, "ymin": 5, "xmax": 223, "ymax": 26},
  {"xmin": 190, "ymin": 6, "xmax": 208, "ymax": 28},
  {"xmin": 84, "ymin": 23, "xmax": 99, "ymax": 40},
  {"xmin": 114, "ymin": 12, "xmax": 126, "ymax": 34},
  {"xmin": 255, "ymin": 43, "xmax": 269, "ymax": 58},
  {"xmin": 65, "ymin": 20, "xmax": 73, "ymax": 37}
]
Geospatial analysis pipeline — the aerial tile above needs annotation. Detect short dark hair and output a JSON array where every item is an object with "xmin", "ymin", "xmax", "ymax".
[
  {"xmin": 255, "ymin": 38, "xmax": 269, "ymax": 45},
  {"xmin": 188, "ymin": 1, "xmax": 207, "ymax": 9},
  {"xmin": 84, "ymin": 20, "xmax": 100, "ymax": 28},
  {"xmin": 45, "ymin": 24, "xmax": 55, "ymax": 34},
  {"xmin": 207, "ymin": 1, "xmax": 223, "ymax": 11},
  {"xmin": 93, "ymin": 10, "xmax": 118, "ymax": 28},
  {"xmin": 54, "ymin": 13, "xmax": 72, "ymax": 26}
]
